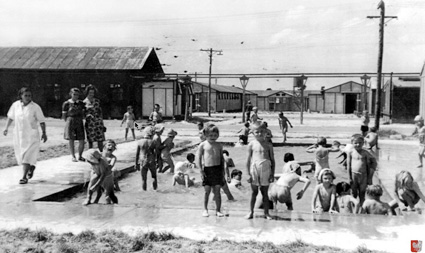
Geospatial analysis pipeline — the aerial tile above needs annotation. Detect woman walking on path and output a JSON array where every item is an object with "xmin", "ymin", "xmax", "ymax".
[
  {"xmin": 62, "ymin": 88, "xmax": 86, "ymax": 162},
  {"xmin": 3, "ymin": 87, "xmax": 47, "ymax": 184},
  {"xmin": 83, "ymin": 85, "xmax": 105, "ymax": 151}
]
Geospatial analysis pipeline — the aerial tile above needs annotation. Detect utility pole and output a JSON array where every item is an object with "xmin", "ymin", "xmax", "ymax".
[
  {"xmin": 200, "ymin": 48, "xmax": 223, "ymax": 117},
  {"xmin": 367, "ymin": 0, "xmax": 397, "ymax": 130}
]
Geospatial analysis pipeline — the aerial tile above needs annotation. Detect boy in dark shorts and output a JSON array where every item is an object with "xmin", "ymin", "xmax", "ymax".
[
  {"xmin": 237, "ymin": 122, "xmax": 250, "ymax": 145},
  {"xmin": 196, "ymin": 124, "xmax": 228, "ymax": 217},
  {"xmin": 135, "ymin": 126, "xmax": 158, "ymax": 191}
]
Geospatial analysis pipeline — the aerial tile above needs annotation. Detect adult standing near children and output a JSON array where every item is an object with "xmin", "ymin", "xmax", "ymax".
[
  {"xmin": 246, "ymin": 101, "xmax": 253, "ymax": 122},
  {"xmin": 3, "ymin": 87, "xmax": 47, "ymax": 184},
  {"xmin": 83, "ymin": 85, "xmax": 105, "ymax": 152},
  {"xmin": 360, "ymin": 110, "xmax": 370, "ymax": 137},
  {"xmin": 62, "ymin": 88, "xmax": 86, "ymax": 162}
]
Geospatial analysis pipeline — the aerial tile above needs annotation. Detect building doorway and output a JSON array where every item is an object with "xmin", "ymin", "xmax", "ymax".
[{"xmin": 345, "ymin": 94, "xmax": 357, "ymax": 114}]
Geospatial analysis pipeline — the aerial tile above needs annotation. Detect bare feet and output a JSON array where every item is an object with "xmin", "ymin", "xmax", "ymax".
[
  {"xmin": 82, "ymin": 199, "xmax": 91, "ymax": 206},
  {"xmin": 202, "ymin": 210, "xmax": 209, "ymax": 217},
  {"xmin": 264, "ymin": 215, "xmax": 273, "ymax": 220},
  {"xmin": 245, "ymin": 213, "xmax": 254, "ymax": 219}
]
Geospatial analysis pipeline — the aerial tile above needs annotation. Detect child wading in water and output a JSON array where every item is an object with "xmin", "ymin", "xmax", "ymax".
[
  {"xmin": 159, "ymin": 129, "xmax": 177, "ymax": 173},
  {"xmin": 237, "ymin": 122, "xmax": 250, "ymax": 145},
  {"xmin": 121, "ymin": 106, "xmax": 136, "ymax": 141},
  {"xmin": 412, "ymin": 115, "xmax": 425, "ymax": 168},
  {"xmin": 278, "ymin": 112, "xmax": 293, "ymax": 143},
  {"xmin": 347, "ymin": 135, "xmax": 377, "ymax": 205},
  {"xmin": 196, "ymin": 124, "xmax": 227, "ymax": 217},
  {"xmin": 269, "ymin": 162, "xmax": 310, "ymax": 211},
  {"xmin": 245, "ymin": 122, "xmax": 275, "ymax": 220},
  {"xmin": 312, "ymin": 169, "xmax": 338, "ymax": 214},
  {"xmin": 135, "ymin": 126, "xmax": 158, "ymax": 191},
  {"xmin": 102, "ymin": 139, "xmax": 121, "ymax": 192},
  {"xmin": 335, "ymin": 182, "xmax": 359, "ymax": 214},
  {"xmin": 306, "ymin": 137, "xmax": 339, "ymax": 180}
]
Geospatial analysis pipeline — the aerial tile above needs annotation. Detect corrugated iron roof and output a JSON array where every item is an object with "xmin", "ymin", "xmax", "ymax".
[
  {"xmin": 0, "ymin": 47, "xmax": 154, "ymax": 70},
  {"xmin": 384, "ymin": 77, "xmax": 420, "ymax": 88},
  {"xmin": 249, "ymin": 90, "xmax": 294, "ymax": 97},
  {"xmin": 193, "ymin": 82, "xmax": 256, "ymax": 94}
]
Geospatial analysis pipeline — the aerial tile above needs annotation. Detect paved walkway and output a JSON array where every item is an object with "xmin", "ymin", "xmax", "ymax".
[{"xmin": 0, "ymin": 133, "xmax": 424, "ymax": 252}]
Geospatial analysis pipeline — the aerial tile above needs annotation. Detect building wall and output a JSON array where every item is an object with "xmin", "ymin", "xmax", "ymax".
[
  {"xmin": 142, "ymin": 81, "xmax": 175, "ymax": 117},
  {"xmin": 421, "ymin": 75, "xmax": 425, "ymax": 118},
  {"xmin": 308, "ymin": 94, "xmax": 324, "ymax": 112},
  {"xmin": 383, "ymin": 87, "xmax": 419, "ymax": 123},
  {"xmin": 216, "ymin": 92, "xmax": 241, "ymax": 112},
  {"xmin": 257, "ymin": 97, "xmax": 267, "ymax": 111}
]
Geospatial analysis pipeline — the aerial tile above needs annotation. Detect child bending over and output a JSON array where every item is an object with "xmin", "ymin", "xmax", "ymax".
[
  {"xmin": 120, "ymin": 105, "xmax": 136, "ymax": 141},
  {"xmin": 306, "ymin": 137, "xmax": 339, "ymax": 180},
  {"xmin": 347, "ymin": 135, "xmax": 377, "ymax": 205},
  {"xmin": 269, "ymin": 163, "xmax": 310, "ymax": 211},
  {"xmin": 245, "ymin": 122, "xmax": 275, "ymax": 220},
  {"xmin": 392, "ymin": 170, "xmax": 425, "ymax": 212},
  {"xmin": 312, "ymin": 169, "xmax": 338, "ymax": 214},
  {"xmin": 336, "ymin": 182, "xmax": 359, "ymax": 214},
  {"xmin": 196, "ymin": 124, "xmax": 227, "ymax": 217},
  {"xmin": 83, "ymin": 149, "xmax": 107, "ymax": 205},
  {"xmin": 361, "ymin": 185, "xmax": 393, "ymax": 215},
  {"xmin": 135, "ymin": 126, "xmax": 158, "ymax": 191}
]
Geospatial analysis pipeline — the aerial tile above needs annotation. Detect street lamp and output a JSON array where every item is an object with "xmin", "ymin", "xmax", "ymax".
[
  {"xmin": 360, "ymin": 74, "xmax": 371, "ymax": 112},
  {"xmin": 240, "ymin": 75, "xmax": 250, "ymax": 122},
  {"xmin": 181, "ymin": 75, "xmax": 192, "ymax": 121}
]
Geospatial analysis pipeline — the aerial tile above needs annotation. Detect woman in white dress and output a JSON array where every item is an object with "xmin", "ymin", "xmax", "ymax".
[{"xmin": 3, "ymin": 87, "xmax": 47, "ymax": 184}]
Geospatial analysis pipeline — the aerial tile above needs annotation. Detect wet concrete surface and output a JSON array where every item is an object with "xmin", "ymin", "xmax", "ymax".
[{"xmin": 0, "ymin": 135, "xmax": 424, "ymax": 253}]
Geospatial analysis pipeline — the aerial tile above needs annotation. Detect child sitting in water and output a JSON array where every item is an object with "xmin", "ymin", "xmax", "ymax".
[
  {"xmin": 282, "ymin": 153, "xmax": 314, "ymax": 174},
  {"xmin": 159, "ymin": 129, "xmax": 177, "ymax": 173},
  {"xmin": 392, "ymin": 170, "xmax": 425, "ymax": 212},
  {"xmin": 312, "ymin": 169, "xmax": 338, "ymax": 214},
  {"xmin": 306, "ymin": 137, "xmax": 339, "ymax": 180},
  {"xmin": 237, "ymin": 122, "xmax": 250, "ymax": 145},
  {"xmin": 364, "ymin": 127, "xmax": 379, "ymax": 150},
  {"xmin": 361, "ymin": 185, "xmax": 393, "ymax": 215},
  {"xmin": 229, "ymin": 169, "xmax": 243, "ymax": 188},
  {"xmin": 335, "ymin": 181, "xmax": 359, "ymax": 214},
  {"xmin": 269, "ymin": 162, "xmax": 311, "ymax": 211},
  {"xmin": 173, "ymin": 161, "xmax": 196, "ymax": 188}
]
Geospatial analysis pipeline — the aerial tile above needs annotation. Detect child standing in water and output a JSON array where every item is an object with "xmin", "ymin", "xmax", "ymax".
[
  {"xmin": 153, "ymin": 125, "xmax": 165, "ymax": 171},
  {"xmin": 278, "ymin": 112, "xmax": 293, "ymax": 143},
  {"xmin": 135, "ymin": 126, "xmax": 158, "ymax": 191},
  {"xmin": 102, "ymin": 139, "xmax": 121, "ymax": 192},
  {"xmin": 196, "ymin": 124, "xmax": 227, "ymax": 217},
  {"xmin": 312, "ymin": 169, "xmax": 338, "ymax": 214},
  {"xmin": 83, "ymin": 149, "xmax": 107, "ymax": 205},
  {"xmin": 121, "ymin": 106, "xmax": 136, "ymax": 141},
  {"xmin": 159, "ymin": 129, "xmax": 177, "ymax": 173},
  {"xmin": 347, "ymin": 135, "xmax": 377, "ymax": 205},
  {"xmin": 306, "ymin": 137, "xmax": 339, "ymax": 180},
  {"xmin": 412, "ymin": 115, "xmax": 425, "ymax": 168},
  {"xmin": 245, "ymin": 122, "xmax": 275, "ymax": 220}
]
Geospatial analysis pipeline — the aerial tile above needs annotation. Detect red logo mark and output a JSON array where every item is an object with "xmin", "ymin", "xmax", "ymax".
[{"xmin": 412, "ymin": 240, "xmax": 422, "ymax": 252}]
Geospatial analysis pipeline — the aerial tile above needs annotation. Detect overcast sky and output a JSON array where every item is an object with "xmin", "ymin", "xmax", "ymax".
[{"xmin": 0, "ymin": 0, "xmax": 424, "ymax": 90}]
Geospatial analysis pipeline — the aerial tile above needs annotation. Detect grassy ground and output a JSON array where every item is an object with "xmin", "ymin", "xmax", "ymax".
[{"xmin": 0, "ymin": 228, "xmax": 378, "ymax": 253}]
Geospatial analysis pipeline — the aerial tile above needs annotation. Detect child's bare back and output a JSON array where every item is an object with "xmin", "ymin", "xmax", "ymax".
[{"xmin": 362, "ymin": 199, "xmax": 392, "ymax": 215}]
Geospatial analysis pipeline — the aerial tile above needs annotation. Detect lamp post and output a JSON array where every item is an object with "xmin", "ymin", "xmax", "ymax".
[
  {"xmin": 360, "ymin": 74, "xmax": 371, "ymax": 112},
  {"xmin": 240, "ymin": 75, "xmax": 250, "ymax": 122},
  {"xmin": 295, "ymin": 74, "xmax": 308, "ymax": 124},
  {"xmin": 181, "ymin": 75, "xmax": 192, "ymax": 121}
]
